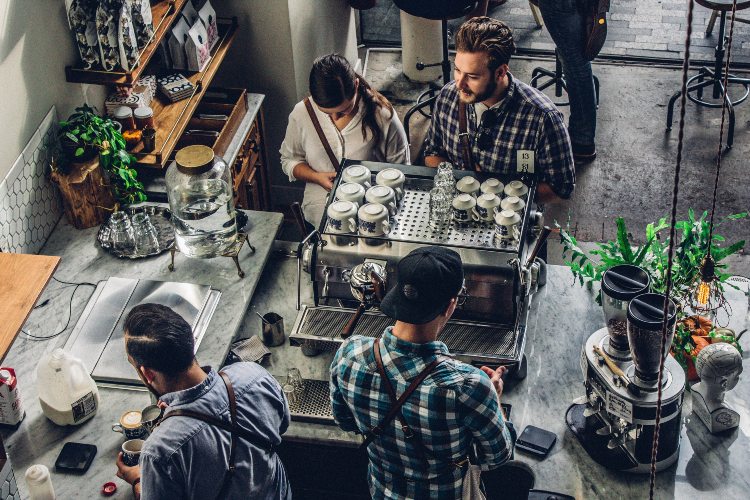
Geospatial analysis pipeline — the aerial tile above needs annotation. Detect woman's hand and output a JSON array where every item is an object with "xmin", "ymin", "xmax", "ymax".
[{"xmin": 315, "ymin": 171, "xmax": 337, "ymax": 191}]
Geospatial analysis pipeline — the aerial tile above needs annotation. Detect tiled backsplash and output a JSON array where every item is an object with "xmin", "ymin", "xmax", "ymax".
[{"xmin": 0, "ymin": 107, "xmax": 63, "ymax": 254}]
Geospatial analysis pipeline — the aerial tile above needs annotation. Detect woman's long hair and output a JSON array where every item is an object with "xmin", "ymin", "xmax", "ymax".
[{"xmin": 309, "ymin": 53, "xmax": 394, "ymax": 144}]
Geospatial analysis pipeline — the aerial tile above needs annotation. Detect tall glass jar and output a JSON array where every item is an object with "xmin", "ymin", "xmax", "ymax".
[{"xmin": 166, "ymin": 145, "xmax": 237, "ymax": 258}]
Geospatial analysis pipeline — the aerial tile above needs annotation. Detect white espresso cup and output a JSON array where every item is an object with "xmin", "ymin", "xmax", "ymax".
[
  {"xmin": 504, "ymin": 180, "xmax": 529, "ymax": 200},
  {"xmin": 342, "ymin": 164, "xmax": 372, "ymax": 189},
  {"xmin": 358, "ymin": 203, "xmax": 391, "ymax": 236},
  {"xmin": 375, "ymin": 168, "xmax": 406, "ymax": 201},
  {"xmin": 480, "ymin": 178, "xmax": 504, "ymax": 196},
  {"xmin": 451, "ymin": 193, "xmax": 480, "ymax": 224},
  {"xmin": 476, "ymin": 193, "xmax": 502, "ymax": 222},
  {"xmin": 365, "ymin": 185, "xmax": 397, "ymax": 216},
  {"xmin": 500, "ymin": 195, "xmax": 526, "ymax": 216},
  {"xmin": 327, "ymin": 200, "xmax": 358, "ymax": 234},
  {"xmin": 335, "ymin": 182, "xmax": 366, "ymax": 208},
  {"xmin": 456, "ymin": 176, "xmax": 481, "ymax": 198},
  {"xmin": 494, "ymin": 209, "xmax": 522, "ymax": 245}
]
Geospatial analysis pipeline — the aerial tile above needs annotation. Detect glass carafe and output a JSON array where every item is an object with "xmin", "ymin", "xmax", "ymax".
[{"xmin": 166, "ymin": 145, "xmax": 237, "ymax": 258}]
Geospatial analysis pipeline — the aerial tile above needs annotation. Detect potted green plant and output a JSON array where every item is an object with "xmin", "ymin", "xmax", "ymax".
[
  {"xmin": 557, "ymin": 210, "xmax": 747, "ymax": 377},
  {"xmin": 57, "ymin": 104, "xmax": 146, "ymax": 205}
]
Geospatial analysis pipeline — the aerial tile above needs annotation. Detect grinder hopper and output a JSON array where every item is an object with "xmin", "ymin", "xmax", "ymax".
[{"xmin": 627, "ymin": 293, "xmax": 677, "ymax": 388}]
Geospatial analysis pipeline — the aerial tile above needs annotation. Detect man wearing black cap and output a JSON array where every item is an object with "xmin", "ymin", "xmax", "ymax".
[{"xmin": 330, "ymin": 246, "xmax": 514, "ymax": 499}]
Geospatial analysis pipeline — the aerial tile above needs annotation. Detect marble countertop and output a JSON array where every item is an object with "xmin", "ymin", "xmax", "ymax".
[
  {"xmin": 0, "ymin": 209, "xmax": 282, "ymax": 499},
  {"xmin": 249, "ymin": 251, "xmax": 750, "ymax": 499}
]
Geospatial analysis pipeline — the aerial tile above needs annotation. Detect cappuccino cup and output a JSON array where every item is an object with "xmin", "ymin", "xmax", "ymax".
[
  {"xmin": 452, "ymin": 193, "xmax": 480, "ymax": 224},
  {"xmin": 358, "ymin": 203, "xmax": 391, "ymax": 236},
  {"xmin": 327, "ymin": 200, "xmax": 358, "ymax": 234},
  {"xmin": 342, "ymin": 164, "xmax": 372, "ymax": 189},
  {"xmin": 504, "ymin": 180, "xmax": 529, "ymax": 200},
  {"xmin": 112, "ymin": 410, "xmax": 147, "ymax": 440},
  {"xmin": 375, "ymin": 168, "xmax": 405, "ymax": 201},
  {"xmin": 494, "ymin": 209, "xmax": 521, "ymax": 245},
  {"xmin": 476, "ymin": 193, "xmax": 502, "ymax": 222},
  {"xmin": 480, "ymin": 178, "xmax": 504, "ymax": 196},
  {"xmin": 335, "ymin": 182, "xmax": 366, "ymax": 208},
  {"xmin": 365, "ymin": 185, "xmax": 398, "ymax": 216},
  {"xmin": 456, "ymin": 176, "xmax": 481, "ymax": 198},
  {"xmin": 500, "ymin": 195, "xmax": 526, "ymax": 216},
  {"xmin": 121, "ymin": 439, "xmax": 144, "ymax": 467}
]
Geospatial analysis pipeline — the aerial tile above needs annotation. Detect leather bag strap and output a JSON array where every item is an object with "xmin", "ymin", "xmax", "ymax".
[
  {"xmin": 360, "ymin": 340, "xmax": 439, "ymax": 451},
  {"xmin": 304, "ymin": 97, "xmax": 341, "ymax": 172},
  {"xmin": 458, "ymin": 101, "xmax": 481, "ymax": 172}
]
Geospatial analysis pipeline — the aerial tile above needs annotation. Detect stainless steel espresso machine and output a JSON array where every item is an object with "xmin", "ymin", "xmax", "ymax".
[
  {"xmin": 567, "ymin": 265, "xmax": 685, "ymax": 473},
  {"xmin": 285, "ymin": 161, "xmax": 548, "ymax": 423}
]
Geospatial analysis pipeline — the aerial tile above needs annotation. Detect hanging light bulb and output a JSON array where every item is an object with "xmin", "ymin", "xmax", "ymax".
[{"xmin": 696, "ymin": 254, "xmax": 715, "ymax": 306}]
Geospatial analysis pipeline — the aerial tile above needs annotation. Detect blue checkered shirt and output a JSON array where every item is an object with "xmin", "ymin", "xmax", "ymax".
[
  {"xmin": 330, "ymin": 328, "xmax": 513, "ymax": 499},
  {"xmin": 424, "ymin": 73, "xmax": 575, "ymax": 199}
]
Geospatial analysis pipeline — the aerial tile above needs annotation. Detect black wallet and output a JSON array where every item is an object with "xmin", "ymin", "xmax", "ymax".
[
  {"xmin": 515, "ymin": 425, "xmax": 556, "ymax": 457},
  {"xmin": 55, "ymin": 442, "xmax": 97, "ymax": 474}
]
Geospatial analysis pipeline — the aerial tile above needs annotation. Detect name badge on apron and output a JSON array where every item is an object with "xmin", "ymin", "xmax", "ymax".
[{"xmin": 516, "ymin": 150, "xmax": 535, "ymax": 173}]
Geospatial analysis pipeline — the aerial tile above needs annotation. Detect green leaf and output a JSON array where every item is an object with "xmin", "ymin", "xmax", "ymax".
[
  {"xmin": 65, "ymin": 132, "xmax": 79, "ymax": 143},
  {"xmin": 616, "ymin": 217, "xmax": 634, "ymax": 262},
  {"xmin": 74, "ymin": 147, "xmax": 84, "ymax": 157}
]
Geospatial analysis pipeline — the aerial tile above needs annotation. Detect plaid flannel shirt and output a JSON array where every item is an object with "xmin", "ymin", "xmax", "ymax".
[
  {"xmin": 330, "ymin": 328, "xmax": 513, "ymax": 499},
  {"xmin": 424, "ymin": 73, "xmax": 575, "ymax": 199}
]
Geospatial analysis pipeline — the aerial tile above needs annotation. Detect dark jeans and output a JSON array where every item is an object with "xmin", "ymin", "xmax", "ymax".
[{"xmin": 537, "ymin": 0, "xmax": 597, "ymax": 147}]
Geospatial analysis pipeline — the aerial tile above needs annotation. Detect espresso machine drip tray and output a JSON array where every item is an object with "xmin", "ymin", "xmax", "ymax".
[
  {"xmin": 289, "ymin": 305, "xmax": 521, "ymax": 366},
  {"xmin": 64, "ymin": 277, "xmax": 221, "ymax": 386}
]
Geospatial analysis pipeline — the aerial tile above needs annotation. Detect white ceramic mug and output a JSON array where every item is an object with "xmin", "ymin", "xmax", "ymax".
[
  {"xmin": 500, "ymin": 195, "xmax": 526, "ymax": 216},
  {"xmin": 494, "ymin": 209, "xmax": 521, "ymax": 244},
  {"xmin": 456, "ymin": 176, "xmax": 481, "ymax": 197},
  {"xmin": 476, "ymin": 193, "xmax": 502, "ymax": 222},
  {"xmin": 451, "ymin": 193, "xmax": 480, "ymax": 223},
  {"xmin": 358, "ymin": 203, "xmax": 391, "ymax": 236},
  {"xmin": 327, "ymin": 200, "xmax": 358, "ymax": 234},
  {"xmin": 335, "ymin": 182, "xmax": 366, "ymax": 208},
  {"xmin": 480, "ymin": 178, "xmax": 504, "ymax": 196},
  {"xmin": 365, "ymin": 185, "xmax": 397, "ymax": 216},
  {"xmin": 342, "ymin": 164, "xmax": 372, "ymax": 189},
  {"xmin": 375, "ymin": 168, "xmax": 406, "ymax": 201},
  {"xmin": 504, "ymin": 180, "xmax": 529, "ymax": 200}
]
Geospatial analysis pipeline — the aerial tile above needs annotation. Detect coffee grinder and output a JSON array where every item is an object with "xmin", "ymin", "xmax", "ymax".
[{"xmin": 567, "ymin": 267, "xmax": 685, "ymax": 473}]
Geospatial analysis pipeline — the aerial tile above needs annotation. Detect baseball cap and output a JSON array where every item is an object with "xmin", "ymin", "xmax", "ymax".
[{"xmin": 380, "ymin": 246, "xmax": 464, "ymax": 325}]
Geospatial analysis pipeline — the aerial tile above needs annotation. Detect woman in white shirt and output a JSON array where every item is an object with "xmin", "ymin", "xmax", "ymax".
[{"xmin": 280, "ymin": 53, "xmax": 410, "ymax": 227}]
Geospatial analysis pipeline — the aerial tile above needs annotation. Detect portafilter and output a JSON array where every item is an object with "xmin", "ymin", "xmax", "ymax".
[{"xmin": 341, "ymin": 261, "xmax": 386, "ymax": 338}]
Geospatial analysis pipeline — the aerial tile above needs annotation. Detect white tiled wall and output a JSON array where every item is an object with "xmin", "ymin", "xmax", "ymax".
[{"xmin": 0, "ymin": 107, "xmax": 63, "ymax": 254}]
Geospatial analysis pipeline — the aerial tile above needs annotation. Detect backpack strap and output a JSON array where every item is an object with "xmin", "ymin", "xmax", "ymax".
[{"xmin": 304, "ymin": 97, "xmax": 341, "ymax": 172}]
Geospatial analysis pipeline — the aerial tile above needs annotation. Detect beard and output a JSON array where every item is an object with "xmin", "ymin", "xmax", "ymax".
[{"xmin": 458, "ymin": 78, "xmax": 498, "ymax": 104}]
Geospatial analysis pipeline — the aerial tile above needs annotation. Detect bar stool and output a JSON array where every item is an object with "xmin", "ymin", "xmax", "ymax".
[
  {"xmin": 397, "ymin": 0, "xmax": 479, "ymax": 142},
  {"xmin": 666, "ymin": 0, "xmax": 750, "ymax": 148},
  {"xmin": 530, "ymin": 50, "xmax": 600, "ymax": 107}
]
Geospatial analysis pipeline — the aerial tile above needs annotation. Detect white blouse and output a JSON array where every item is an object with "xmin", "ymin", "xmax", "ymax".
[{"xmin": 280, "ymin": 97, "xmax": 410, "ymax": 226}]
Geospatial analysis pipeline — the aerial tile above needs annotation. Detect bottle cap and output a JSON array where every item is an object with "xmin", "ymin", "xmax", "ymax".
[
  {"xmin": 175, "ymin": 145, "xmax": 215, "ymax": 174},
  {"xmin": 113, "ymin": 106, "xmax": 134, "ymax": 119},
  {"xmin": 102, "ymin": 482, "xmax": 117, "ymax": 496},
  {"xmin": 0, "ymin": 369, "xmax": 11, "ymax": 381},
  {"xmin": 133, "ymin": 106, "xmax": 153, "ymax": 119}
]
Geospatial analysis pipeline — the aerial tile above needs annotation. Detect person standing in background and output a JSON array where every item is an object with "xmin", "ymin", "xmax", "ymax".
[{"xmin": 535, "ymin": 0, "xmax": 599, "ymax": 164}]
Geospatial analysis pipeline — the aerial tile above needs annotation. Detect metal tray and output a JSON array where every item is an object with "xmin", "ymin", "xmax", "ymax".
[{"xmin": 97, "ymin": 205, "xmax": 175, "ymax": 259}]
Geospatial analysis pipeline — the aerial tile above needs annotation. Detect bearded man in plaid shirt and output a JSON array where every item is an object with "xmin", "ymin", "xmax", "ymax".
[
  {"xmin": 330, "ymin": 246, "xmax": 514, "ymax": 499},
  {"xmin": 424, "ymin": 17, "xmax": 575, "ymax": 203}
]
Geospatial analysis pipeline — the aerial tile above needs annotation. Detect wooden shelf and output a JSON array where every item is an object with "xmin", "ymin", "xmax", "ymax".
[
  {"xmin": 65, "ymin": 0, "xmax": 187, "ymax": 86},
  {"xmin": 132, "ymin": 18, "xmax": 238, "ymax": 169}
]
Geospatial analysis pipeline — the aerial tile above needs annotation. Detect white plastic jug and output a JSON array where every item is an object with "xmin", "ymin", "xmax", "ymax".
[{"xmin": 36, "ymin": 348, "xmax": 99, "ymax": 426}]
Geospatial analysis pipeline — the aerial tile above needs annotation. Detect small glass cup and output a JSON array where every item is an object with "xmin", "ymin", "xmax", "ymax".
[
  {"xmin": 434, "ymin": 162, "xmax": 455, "ymax": 196},
  {"xmin": 110, "ymin": 211, "xmax": 135, "ymax": 254},
  {"xmin": 429, "ymin": 187, "xmax": 451, "ymax": 230},
  {"xmin": 287, "ymin": 368, "xmax": 305, "ymax": 394},
  {"xmin": 283, "ymin": 384, "xmax": 298, "ymax": 405},
  {"xmin": 132, "ymin": 212, "xmax": 160, "ymax": 256}
]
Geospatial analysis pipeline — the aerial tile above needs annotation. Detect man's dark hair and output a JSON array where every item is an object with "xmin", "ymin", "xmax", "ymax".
[
  {"xmin": 455, "ymin": 17, "xmax": 516, "ymax": 71},
  {"xmin": 124, "ymin": 303, "xmax": 195, "ymax": 376}
]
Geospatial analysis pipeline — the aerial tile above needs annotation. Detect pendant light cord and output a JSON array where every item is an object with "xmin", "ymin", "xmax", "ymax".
[
  {"xmin": 649, "ymin": 0, "xmax": 696, "ymax": 496},
  {"xmin": 708, "ymin": 1, "xmax": 739, "ymax": 244}
]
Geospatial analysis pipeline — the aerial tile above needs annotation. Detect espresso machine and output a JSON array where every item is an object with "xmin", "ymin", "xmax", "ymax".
[
  {"xmin": 567, "ymin": 266, "xmax": 685, "ymax": 473},
  {"xmin": 288, "ymin": 161, "xmax": 547, "ymax": 409}
]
